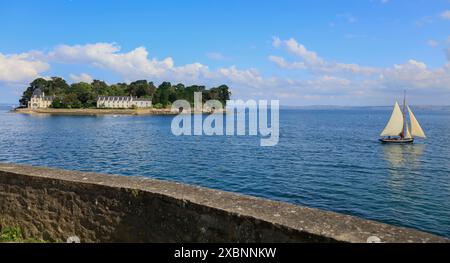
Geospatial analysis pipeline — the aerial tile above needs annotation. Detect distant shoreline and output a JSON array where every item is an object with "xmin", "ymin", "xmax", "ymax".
[
  {"xmin": 12, "ymin": 108, "xmax": 224, "ymax": 116},
  {"xmin": 13, "ymin": 108, "xmax": 178, "ymax": 116},
  {"xmin": 8, "ymin": 106, "xmax": 449, "ymax": 116}
]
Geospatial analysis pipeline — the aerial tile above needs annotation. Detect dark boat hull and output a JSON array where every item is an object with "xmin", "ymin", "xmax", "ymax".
[{"xmin": 379, "ymin": 138, "xmax": 414, "ymax": 144}]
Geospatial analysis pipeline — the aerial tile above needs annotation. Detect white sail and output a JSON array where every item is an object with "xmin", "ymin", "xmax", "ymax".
[
  {"xmin": 381, "ymin": 102, "xmax": 404, "ymax": 137},
  {"xmin": 408, "ymin": 106, "xmax": 426, "ymax": 138},
  {"xmin": 405, "ymin": 122, "xmax": 412, "ymax": 139}
]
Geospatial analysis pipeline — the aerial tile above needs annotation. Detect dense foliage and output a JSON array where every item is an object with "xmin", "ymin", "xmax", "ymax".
[{"xmin": 20, "ymin": 77, "xmax": 231, "ymax": 109}]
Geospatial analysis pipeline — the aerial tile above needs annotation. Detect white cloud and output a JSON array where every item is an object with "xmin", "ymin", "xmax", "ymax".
[
  {"xmin": 69, "ymin": 73, "xmax": 93, "ymax": 83},
  {"xmin": 380, "ymin": 60, "xmax": 450, "ymax": 90},
  {"xmin": 2, "ymin": 40, "xmax": 450, "ymax": 105},
  {"xmin": 441, "ymin": 10, "xmax": 450, "ymax": 20},
  {"xmin": 0, "ymin": 52, "xmax": 49, "ymax": 83},
  {"xmin": 269, "ymin": 37, "xmax": 450, "ymax": 104},
  {"xmin": 268, "ymin": 55, "xmax": 305, "ymax": 69},
  {"xmin": 1, "ymin": 43, "xmax": 273, "ymax": 104},
  {"xmin": 49, "ymin": 43, "xmax": 174, "ymax": 78},
  {"xmin": 306, "ymin": 75, "xmax": 352, "ymax": 92},
  {"xmin": 271, "ymin": 37, "xmax": 379, "ymax": 75},
  {"xmin": 283, "ymin": 38, "xmax": 322, "ymax": 64},
  {"xmin": 52, "ymin": 41, "xmax": 450, "ymax": 104},
  {"xmin": 46, "ymin": 43, "xmax": 271, "ymax": 90},
  {"xmin": 218, "ymin": 66, "xmax": 266, "ymax": 87}
]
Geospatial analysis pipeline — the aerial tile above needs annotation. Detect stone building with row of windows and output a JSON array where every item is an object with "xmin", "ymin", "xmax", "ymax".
[
  {"xmin": 27, "ymin": 89, "xmax": 152, "ymax": 109},
  {"xmin": 96, "ymin": 96, "xmax": 152, "ymax": 109}
]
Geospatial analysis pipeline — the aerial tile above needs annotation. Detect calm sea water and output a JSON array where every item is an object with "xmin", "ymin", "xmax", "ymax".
[{"xmin": 0, "ymin": 105, "xmax": 449, "ymax": 237}]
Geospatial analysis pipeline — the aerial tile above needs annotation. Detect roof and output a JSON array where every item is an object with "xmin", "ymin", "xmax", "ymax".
[
  {"xmin": 31, "ymin": 89, "xmax": 53, "ymax": 100},
  {"xmin": 32, "ymin": 89, "xmax": 44, "ymax": 97}
]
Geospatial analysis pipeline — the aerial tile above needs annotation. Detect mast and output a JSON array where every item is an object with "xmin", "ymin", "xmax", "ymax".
[{"xmin": 401, "ymin": 90, "xmax": 406, "ymax": 139}]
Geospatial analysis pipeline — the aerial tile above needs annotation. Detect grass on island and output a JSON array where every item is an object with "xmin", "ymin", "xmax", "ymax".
[{"xmin": 0, "ymin": 225, "xmax": 47, "ymax": 243}]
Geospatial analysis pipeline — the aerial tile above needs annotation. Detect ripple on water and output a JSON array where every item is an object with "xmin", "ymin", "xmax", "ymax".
[{"xmin": 0, "ymin": 108, "xmax": 449, "ymax": 237}]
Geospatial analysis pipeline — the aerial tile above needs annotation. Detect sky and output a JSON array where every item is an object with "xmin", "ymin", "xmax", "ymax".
[{"xmin": 1, "ymin": 0, "xmax": 450, "ymax": 106}]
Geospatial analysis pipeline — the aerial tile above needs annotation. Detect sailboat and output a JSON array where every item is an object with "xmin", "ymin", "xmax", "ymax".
[{"xmin": 379, "ymin": 93, "xmax": 426, "ymax": 144}]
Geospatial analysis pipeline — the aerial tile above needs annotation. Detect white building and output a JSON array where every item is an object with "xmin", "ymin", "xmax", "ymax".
[
  {"xmin": 28, "ymin": 89, "xmax": 53, "ymax": 109},
  {"xmin": 97, "ymin": 96, "xmax": 152, "ymax": 109}
]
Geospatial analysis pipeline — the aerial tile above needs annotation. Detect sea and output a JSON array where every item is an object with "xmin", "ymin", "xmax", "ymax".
[{"xmin": 0, "ymin": 104, "xmax": 449, "ymax": 237}]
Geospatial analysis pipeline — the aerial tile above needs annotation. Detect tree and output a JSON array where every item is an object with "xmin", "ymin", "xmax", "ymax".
[
  {"xmin": 19, "ymin": 77, "xmax": 232, "ymax": 109},
  {"xmin": 19, "ymin": 77, "xmax": 70, "ymax": 107},
  {"xmin": 50, "ymin": 96, "xmax": 63, "ymax": 108},
  {"xmin": 174, "ymin": 83, "xmax": 186, "ymax": 101},
  {"xmin": 19, "ymin": 78, "xmax": 49, "ymax": 106},
  {"xmin": 109, "ymin": 83, "xmax": 128, "ymax": 96},
  {"xmin": 185, "ymin": 85, "xmax": 206, "ymax": 105},
  {"xmin": 62, "ymin": 93, "xmax": 82, "ymax": 108},
  {"xmin": 158, "ymin": 82, "xmax": 171, "ymax": 106},
  {"xmin": 47, "ymin": 77, "xmax": 69, "ymax": 95},
  {"xmin": 216, "ymin": 85, "xmax": 231, "ymax": 105},
  {"xmin": 148, "ymin": 82, "xmax": 157, "ymax": 98},
  {"xmin": 91, "ymin": 80, "xmax": 109, "ymax": 95},
  {"xmin": 128, "ymin": 80, "xmax": 153, "ymax": 98},
  {"xmin": 70, "ymin": 82, "xmax": 96, "ymax": 108}
]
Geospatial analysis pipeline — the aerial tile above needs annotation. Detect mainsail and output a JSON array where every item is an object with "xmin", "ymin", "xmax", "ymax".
[
  {"xmin": 381, "ymin": 102, "xmax": 404, "ymax": 137},
  {"xmin": 408, "ymin": 106, "xmax": 426, "ymax": 138}
]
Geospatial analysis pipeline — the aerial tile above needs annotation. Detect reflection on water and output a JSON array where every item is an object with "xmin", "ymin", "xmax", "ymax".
[
  {"xmin": 382, "ymin": 143, "xmax": 425, "ymax": 169},
  {"xmin": 383, "ymin": 143, "xmax": 425, "ymax": 196},
  {"xmin": 1, "ymin": 107, "xmax": 450, "ymax": 237}
]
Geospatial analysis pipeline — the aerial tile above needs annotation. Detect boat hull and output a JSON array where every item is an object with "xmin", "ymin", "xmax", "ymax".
[{"xmin": 379, "ymin": 138, "xmax": 414, "ymax": 144}]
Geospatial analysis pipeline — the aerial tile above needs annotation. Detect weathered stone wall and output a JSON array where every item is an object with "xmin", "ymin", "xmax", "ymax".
[{"xmin": 0, "ymin": 163, "xmax": 447, "ymax": 243}]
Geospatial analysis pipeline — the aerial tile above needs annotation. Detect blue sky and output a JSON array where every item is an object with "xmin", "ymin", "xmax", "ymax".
[{"xmin": 1, "ymin": 0, "xmax": 450, "ymax": 105}]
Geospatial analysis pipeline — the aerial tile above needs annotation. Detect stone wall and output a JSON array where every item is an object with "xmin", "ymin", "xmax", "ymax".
[{"xmin": 0, "ymin": 163, "xmax": 447, "ymax": 243}]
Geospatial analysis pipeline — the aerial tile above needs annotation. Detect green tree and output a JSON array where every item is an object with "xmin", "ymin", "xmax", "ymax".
[
  {"xmin": 158, "ymin": 81, "xmax": 172, "ymax": 106},
  {"xmin": 19, "ymin": 77, "xmax": 232, "ymax": 109},
  {"xmin": 19, "ymin": 78, "xmax": 49, "ymax": 106},
  {"xmin": 47, "ymin": 77, "xmax": 69, "ymax": 95},
  {"xmin": 128, "ymin": 80, "xmax": 154, "ymax": 98},
  {"xmin": 70, "ymin": 82, "xmax": 96, "ymax": 108},
  {"xmin": 148, "ymin": 82, "xmax": 157, "ymax": 98},
  {"xmin": 62, "ymin": 93, "xmax": 82, "ymax": 108},
  {"xmin": 184, "ymin": 85, "xmax": 206, "ymax": 105},
  {"xmin": 109, "ymin": 83, "xmax": 128, "ymax": 96},
  {"xmin": 91, "ymin": 80, "xmax": 109, "ymax": 95},
  {"xmin": 212, "ymin": 85, "xmax": 231, "ymax": 105},
  {"xmin": 50, "ymin": 96, "xmax": 63, "ymax": 108},
  {"xmin": 174, "ymin": 83, "xmax": 186, "ymax": 101}
]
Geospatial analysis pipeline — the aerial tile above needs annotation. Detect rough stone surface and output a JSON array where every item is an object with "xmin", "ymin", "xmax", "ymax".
[{"xmin": 0, "ymin": 163, "xmax": 448, "ymax": 243}]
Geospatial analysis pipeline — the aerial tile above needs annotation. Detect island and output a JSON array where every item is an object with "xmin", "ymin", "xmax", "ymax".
[{"xmin": 14, "ymin": 77, "xmax": 231, "ymax": 115}]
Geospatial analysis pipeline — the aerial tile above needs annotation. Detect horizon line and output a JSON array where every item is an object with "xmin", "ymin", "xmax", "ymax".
[{"xmin": 1, "ymin": 102, "xmax": 450, "ymax": 108}]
